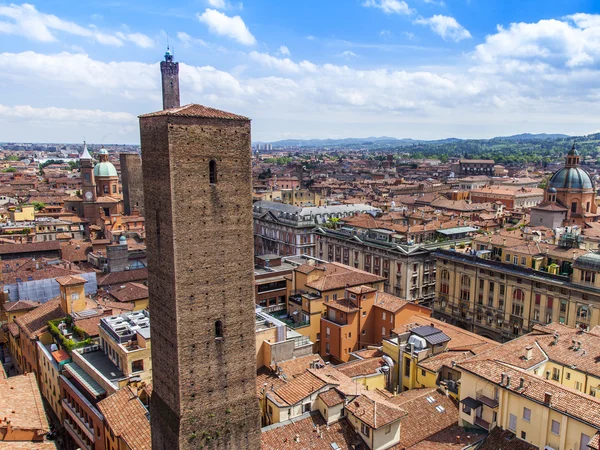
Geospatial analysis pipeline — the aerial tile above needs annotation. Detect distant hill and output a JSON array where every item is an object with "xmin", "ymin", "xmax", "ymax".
[
  {"xmin": 492, "ymin": 133, "xmax": 571, "ymax": 141},
  {"xmin": 254, "ymin": 134, "xmax": 568, "ymax": 148}
]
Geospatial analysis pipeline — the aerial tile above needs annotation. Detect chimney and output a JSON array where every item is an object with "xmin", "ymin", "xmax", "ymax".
[
  {"xmin": 501, "ymin": 372, "xmax": 506, "ymax": 385},
  {"xmin": 525, "ymin": 346, "xmax": 533, "ymax": 360},
  {"xmin": 456, "ymin": 436, "xmax": 461, "ymax": 444},
  {"xmin": 506, "ymin": 375, "xmax": 511, "ymax": 387},
  {"xmin": 519, "ymin": 377, "xmax": 525, "ymax": 389},
  {"xmin": 553, "ymin": 333, "xmax": 559, "ymax": 345},
  {"xmin": 544, "ymin": 392, "xmax": 552, "ymax": 405}
]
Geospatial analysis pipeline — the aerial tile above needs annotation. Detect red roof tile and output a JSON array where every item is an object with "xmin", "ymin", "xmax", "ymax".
[{"xmin": 139, "ymin": 103, "xmax": 249, "ymax": 120}]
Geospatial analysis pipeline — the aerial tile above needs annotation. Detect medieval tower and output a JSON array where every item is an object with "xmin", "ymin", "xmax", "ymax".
[
  {"xmin": 140, "ymin": 52, "xmax": 260, "ymax": 449},
  {"xmin": 119, "ymin": 152, "xmax": 144, "ymax": 215},
  {"xmin": 80, "ymin": 142, "xmax": 98, "ymax": 219},
  {"xmin": 160, "ymin": 47, "xmax": 180, "ymax": 110}
]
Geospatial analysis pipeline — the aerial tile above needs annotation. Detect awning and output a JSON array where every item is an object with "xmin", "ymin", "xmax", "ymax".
[{"xmin": 461, "ymin": 397, "xmax": 482, "ymax": 409}]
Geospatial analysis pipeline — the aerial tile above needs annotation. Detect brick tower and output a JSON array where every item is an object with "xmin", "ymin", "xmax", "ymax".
[
  {"xmin": 160, "ymin": 47, "xmax": 180, "ymax": 110},
  {"xmin": 139, "ymin": 104, "xmax": 260, "ymax": 449},
  {"xmin": 119, "ymin": 153, "xmax": 144, "ymax": 215}
]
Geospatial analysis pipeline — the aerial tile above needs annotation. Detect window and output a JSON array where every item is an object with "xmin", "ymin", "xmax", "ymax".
[
  {"xmin": 521, "ymin": 257, "xmax": 526, "ymax": 265},
  {"xmin": 132, "ymin": 359, "xmax": 144, "ymax": 372},
  {"xmin": 112, "ymin": 185, "xmax": 117, "ymax": 193},
  {"xmin": 326, "ymin": 327, "xmax": 330, "ymax": 338},
  {"xmin": 551, "ymin": 420, "xmax": 560, "ymax": 435},
  {"xmin": 521, "ymin": 431, "xmax": 527, "ymax": 440},
  {"xmin": 348, "ymin": 332, "xmax": 351, "ymax": 338},
  {"xmin": 508, "ymin": 414, "xmax": 517, "ymax": 432},
  {"xmin": 361, "ymin": 423, "xmax": 370, "ymax": 437},
  {"xmin": 385, "ymin": 424, "xmax": 391, "ymax": 434},
  {"xmin": 404, "ymin": 357, "xmax": 411, "ymax": 378},
  {"xmin": 325, "ymin": 342, "xmax": 330, "ymax": 354},
  {"xmin": 209, "ymin": 160, "xmax": 217, "ymax": 184},
  {"xmin": 71, "ymin": 293, "xmax": 80, "ymax": 300},
  {"xmin": 381, "ymin": 327, "xmax": 386, "ymax": 336},
  {"xmin": 581, "ymin": 434, "xmax": 592, "ymax": 450},
  {"xmin": 571, "ymin": 202, "xmax": 577, "ymax": 213},
  {"xmin": 523, "ymin": 407, "xmax": 531, "ymax": 422},
  {"xmin": 303, "ymin": 403, "xmax": 310, "ymax": 413},
  {"xmin": 535, "ymin": 294, "xmax": 541, "ymax": 305},
  {"xmin": 215, "ymin": 320, "xmax": 223, "ymax": 339},
  {"xmin": 382, "ymin": 311, "xmax": 386, "ymax": 320},
  {"xmin": 566, "ymin": 372, "xmax": 571, "ymax": 380},
  {"xmin": 421, "ymin": 369, "xmax": 426, "ymax": 377}
]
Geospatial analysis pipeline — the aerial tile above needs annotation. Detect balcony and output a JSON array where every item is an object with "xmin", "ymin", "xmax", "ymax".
[
  {"xmin": 476, "ymin": 391, "xmax": 499, "ymax": 408},
  {"xmin": 62, "ymin": 399, "xmax": 95, "ymax": 442},
  {"xmin": 474, "ymin": 416, "xmax": 491, "ymax": 431},
  {"xmin": 64, "ymin": 417, "xmax": 92, "ymax": 450}
]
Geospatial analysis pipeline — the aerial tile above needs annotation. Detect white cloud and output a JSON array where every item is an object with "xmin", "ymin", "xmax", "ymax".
[
  {"xmin": 279, "ymin": 45, "xmax": 290, "ymax": 56},
  {"xmin": 423, "ymin": 0, "xmax": 445, "ymax": 6},
  {"xmin": 337, "ymin": 50, "xmax": 358, "ymax": 58},
  {"xmin": 115, "ymin": 32, "xmax": 154, "ymax": 48},
  {"xmin": 0, "ymin": 104, "xmax": 136, "ymax": 123},
  {"xmin": 380, "ymin": 30, "xmax": 392, "ymax": 37},
  {"xmin": 197, "ymin": 8, "xmax": 256, "ymax": 45},
  {"xmin": 207, "ymin": 0, "xmax": 227, "ymax": 8},
  {"xmin": 415, "ymin": 15, "xmax": 471, "ymax": 42},
  {"xmin": 363, "ymin": 0, "xmax": 414, "ymax": 15},
  {"xmin": 6, "ymin": 14, "xmax": 600, "ymax": 142},
  {"xmin": 0, "ymin": 3, "xmax": 152, "ymax": 48},
  {"xmin": 177, "ymin": 31, "xmax": 208, "ymax": 48}
]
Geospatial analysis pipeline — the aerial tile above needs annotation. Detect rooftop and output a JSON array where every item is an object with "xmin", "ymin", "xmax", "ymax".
[
  {"xmin": 100, "ymin": 310, "xmax": 151, "ymax": 344},
  {"xmin": 0, "ymin": 372, "xmax": 49, "ymax": 434},
  {"xmin": 139, "ymin": 103, "xmax": 249, "ymax": 120}
]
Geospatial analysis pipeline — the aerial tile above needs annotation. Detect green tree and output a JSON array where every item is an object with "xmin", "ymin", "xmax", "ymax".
[
  {"xmin": 31, "ymin": 201, "xmax": 46, "ymax": 212},
  {"xmin": 2, "ymin": 167, "xmax": 16, "ymax": 173}
]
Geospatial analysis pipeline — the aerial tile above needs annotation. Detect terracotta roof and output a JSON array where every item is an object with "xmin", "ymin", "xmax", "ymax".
[
  {"xmin": 352, "ymin": 348, "xmax": 384, "ymax": 359},
  {"xmin": 405, "ymin": 424, "xmax": 481, "ymax": 449},
  {"xmin": 305, "ymin": 263, "xmax": 385, "ymax": 292},
  {"xmin": 15, "ymin": 299, "xmax": 63, "ymax": 339},
  {"xmin": 261, "ymin": 413, "xmax": 366, "ymax": 450},
  {"xmin": 418, "ymin": 350, "xmax": 474, "ymax": 373},
  {"xmin": 60, "ymin": 240, "xmax": 92, "ymax": 262},
  {"xmin": 0, "ymin": 443, "xmax": 57, "ymax": 449},
  {"xmin": 374, "ymin": 291, "xmax": 411, "ymax": 313},
  {"xmin": 273, "ymin": 371, "xmax": 329, "ymax": 405},
  {"xmin": 277, "ymin": 355, "xmax": 324, "ymax": 379},
  {"xmin": 109, "ymin": 282, "xmax": 148, "ymax": 303},
  {"xmin": 318, "ymin": 388, "xmax": 346, "ymax": 407},
  {"xmin": 3, "ymin": 300, "xmax": 40, "ymax": 313},
  {"xmin": 139, "ymin": 103, "xmax": 249, "ymax": 120},
  {"xmin": 55, "ymin": 274, "xmax": 87, "ymax": 286},
  {"xmin": 386, "ymin": 388, "xmax": 461, "ymax": 449},
  {"xmin": 97, "ymin": 386, "xmax": 151, "ymax": 450},
  {"xmin": 326, "ymin": 298, "xmax": 359, "ymax": 313},
  {"xmin": 346, "ymin": 285, "xmax": 378, "ymax": 295},
  {"xmin": 589, "ymin": 433, "xmax": 600, "ymax": 450},
  {"xmin": 0, "ymin": 372, "xmax": 50, "ymax": 434},
  {"xmin": 7, "ymin": 322, "xmax": 19, "ymax": 338},
  {"xmin": 336, "ymin": 358, "xmax": 386, "ymax": 379},
  {"xmin": 345, "ymin": 394, "xmax": 406, "ymax": 429},
  {"xmin": 0, "ymin": 241, "xmax": 61, "ymax": 255}
]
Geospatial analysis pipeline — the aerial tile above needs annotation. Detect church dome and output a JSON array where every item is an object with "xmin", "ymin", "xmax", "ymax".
[
  {"xmin": 548, "ymin": 167, "xmax": 593, "ymax": 190},
  {"xmin": 94, "ymin": 161, "xmax": 118, "ymax": 177}
]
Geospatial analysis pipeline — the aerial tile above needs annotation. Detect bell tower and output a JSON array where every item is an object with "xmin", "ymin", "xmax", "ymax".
[
  {"xmin": 80, "ymin": 142, "xmax": 98, "ymax": 219},
  {"xmin": 160, "ymin": 46, "xmax": 180, "ymax": 110}
]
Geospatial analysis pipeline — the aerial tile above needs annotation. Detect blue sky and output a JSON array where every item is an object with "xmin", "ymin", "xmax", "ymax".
[{"xmin": 2, "ymin": 0, "xmax": 600, "ymax": 143}]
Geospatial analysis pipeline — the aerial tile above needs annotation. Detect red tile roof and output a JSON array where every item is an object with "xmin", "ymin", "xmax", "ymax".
[
  {"xmin": 97, "ymin": 386, "xmax": 151, "ymax": 450},
  {"xmin": 15, "ymin": 299, "xmax": 63, "ymax": 339},
  {"xmin": 0, "ymin": 372, "xmax": 50, "ymax": 434},
  {"xmin": 139, "ymin": 103, "xmax": 249, "ymax": 120},
  {"xmin": 345, "ymin": 394, "xmax": 406, "ymax": 429}
]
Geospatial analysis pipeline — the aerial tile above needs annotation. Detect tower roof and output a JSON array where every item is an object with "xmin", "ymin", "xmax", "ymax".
[
  {"xmin": 139, "ymin": 104, "xmax": 249, "ymax": 120},
  {"xmin": 94, "ymin": 161, "xmax": 118, "ymax": 178},
  {"xmin": 80, "ymin": 142, "xmax": 92, "ymax": 160}
]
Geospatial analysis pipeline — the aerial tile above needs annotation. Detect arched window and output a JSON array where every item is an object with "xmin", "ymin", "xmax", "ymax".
[
  {"xmin": 441, "ymin": 270, "xmax": 450, "ymax": 281},
  {"xmin": 209, "ymin": 160, "xmax": 217, "ymax": 184},
  {"xmin": 460, "ymin": 275, "xmax": 471, "ymax": 302},
  {"xmin": 577, "ymin": 305, "xmax": 589, "ymax": 319},
  {"xmin": 513, "ymin": 289, "xmax": 524, "ymax": 302},
  {"xmin": 215, "ymin": 320, "xmax": 223, "ymax": 339}
]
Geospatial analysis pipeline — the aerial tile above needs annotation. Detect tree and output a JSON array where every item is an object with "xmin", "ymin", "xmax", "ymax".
[
  {"xmin": 31, "ymin": 201, "xmax": 46, "ymax": 212},
  {"xmin": 2, "ymin": 167, "xmax": 16, "ymax": 173}
]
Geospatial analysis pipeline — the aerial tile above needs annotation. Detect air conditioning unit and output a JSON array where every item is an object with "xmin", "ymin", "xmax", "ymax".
[{"xmin": 91, "ymin": 344, "xmax": 99, "ymax": 351}]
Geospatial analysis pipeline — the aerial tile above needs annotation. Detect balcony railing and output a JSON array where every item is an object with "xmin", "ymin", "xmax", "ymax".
[
  {"xmin": 474, "ymin": 416, "xmax": 491, "ymax": 431},
  {"xmin": 64, "ymin": 418, "xmax": 92, "ymax": 450},
  {"xmin": 476, "ymin": 391, "xmax": 499, "ymax": 408},
  {"xmin": 62, "ymin": 399, "xmax": 95, "ymax": 442}
]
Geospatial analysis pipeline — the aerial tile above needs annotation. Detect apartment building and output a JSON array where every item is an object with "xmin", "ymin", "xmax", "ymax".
[
  {"xmin": 320, "ymin": 286, "xmax": 431, "ymax": 363},
  {"xmin": 434, "ymin": 249, "xmax": 600, "ymax": 342},
  {"xmin": 456, "ymin": 324, "xmax": 600, "ymax": 449},
  {"xmin": 315, "ymin": 219, "xmax": 474, "ymax": 304},
  {"xmin": 253, "ymin": 200, "xmax": 380, "ymax": 257},
  {"xmin": 284, "ymin": 261, "xmax": 385, "ymax": 354}
]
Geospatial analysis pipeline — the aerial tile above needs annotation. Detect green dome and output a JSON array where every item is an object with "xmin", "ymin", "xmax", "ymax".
[
  {"xmin": 94, "ymin": 161, "xmax": 118, "ymax": 177},
  {"xmin": 548, "ymin": 167, "xmax": 593, "ymax": 190}
]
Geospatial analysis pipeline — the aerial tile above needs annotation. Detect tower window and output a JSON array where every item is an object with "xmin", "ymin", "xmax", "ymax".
[
  {"xmin": 209, "ymin": 160, "xmax": 217, "ymax": 184},
  {"xmin": 215, "ymin": 320, "xmax": 223, "ymax": 339},
  {"xmin": 571, "ymin": 202, "xmax": 577, "ymax": 213}
]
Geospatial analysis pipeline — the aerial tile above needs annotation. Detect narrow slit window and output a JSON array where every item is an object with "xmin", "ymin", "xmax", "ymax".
[
  {"xmin": 209, "ymin": 160, "xmax": 217, "ymax": 184},
  {"xmin": 215, "ymin": 320, "xmax": 223, "ymax": 339}
]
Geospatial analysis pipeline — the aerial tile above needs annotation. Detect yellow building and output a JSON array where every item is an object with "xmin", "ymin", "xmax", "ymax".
[
  {"xmin": 37, "ymin": 341, "xmax": 70, "ymax": 418},
  {"xmin": 56, "ymin": 275, "xmax": 88, "ymax": 316},
  {"xmin": 382, "ymin": 315, "xmax": 498, "ymax": 395},
  {"xmin": 458, "ymin": 359, "xmax": 600, "ymax": 449},
  {"xmin": 434, "ymin": 248, "xmax": 600, "ymax": 342},
  {"xmin": 280, "ymin": 188, "xmax": 322, "ymax": 206},
  {"xmin": 9, "ymin": 204, "xmax": 35, "ymax": 222}
]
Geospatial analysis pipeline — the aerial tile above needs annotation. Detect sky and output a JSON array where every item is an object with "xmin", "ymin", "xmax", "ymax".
[{"xmin": 2, "ymin": 1, "xmax": 600, "ymax": 144}]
